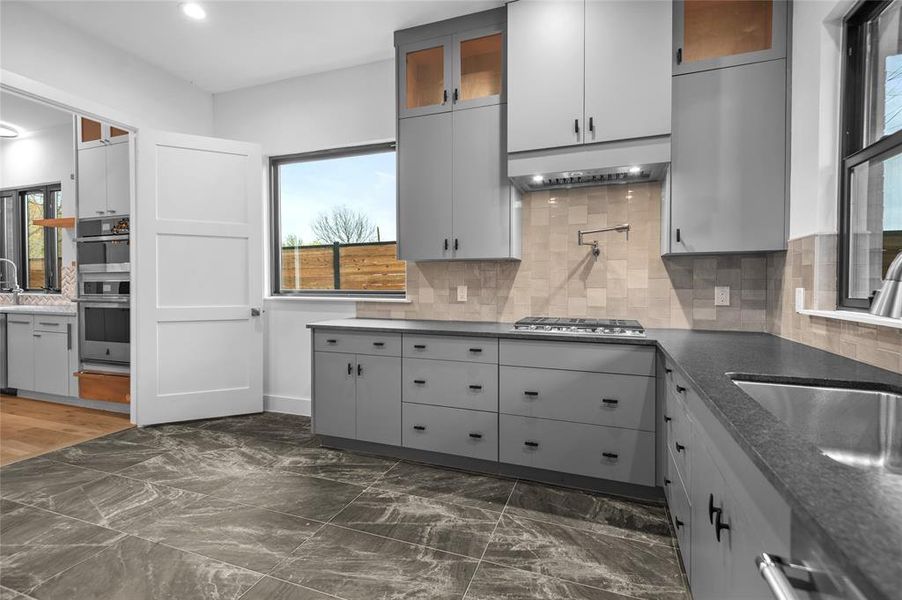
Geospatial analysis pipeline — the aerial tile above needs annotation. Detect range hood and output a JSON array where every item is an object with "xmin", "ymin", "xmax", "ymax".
[{"xmin": 508, "ymin": 134, "xmax": 671, "ymax": 192}]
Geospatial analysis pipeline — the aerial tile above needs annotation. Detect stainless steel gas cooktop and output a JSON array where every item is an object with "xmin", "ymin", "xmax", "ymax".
[{"xmin": 512, "ymin": 317, "xmax": 646, "ymax": 337}]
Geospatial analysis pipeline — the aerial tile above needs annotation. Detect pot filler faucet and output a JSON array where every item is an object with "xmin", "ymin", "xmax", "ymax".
[
  {"xmin": 870, "ymin": 251, "xmax": 902, "ymax": 319},
  {"xmin": 577, "ymin": 223, "xmax": 631, "ymax": 259},
  {"xmin": 0, "ymin": 258, "xmax": 23, "ymax": 305}
]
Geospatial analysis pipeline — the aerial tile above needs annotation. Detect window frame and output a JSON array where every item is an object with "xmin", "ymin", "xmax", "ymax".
[
  {"xmin": 0, "ymin": 183, "xmax": 63, "ymax": 293},
  {"xmin": 839, "ymin": 0, "xmax": 902, "ymax": 310},
  {"xmin": 269, "ymin": 141, "xmax": 404, "ymax": 298}
]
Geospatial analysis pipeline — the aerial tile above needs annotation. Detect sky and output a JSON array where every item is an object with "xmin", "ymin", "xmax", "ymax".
[{"xmin": 278, "ymin": 151, "xmax": 396, "ymax": 246}]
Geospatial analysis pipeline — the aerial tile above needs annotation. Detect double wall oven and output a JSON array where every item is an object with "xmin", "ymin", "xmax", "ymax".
[{"xmin": 77, "ymin": 216, "xmax": 130, "ymax": 365}]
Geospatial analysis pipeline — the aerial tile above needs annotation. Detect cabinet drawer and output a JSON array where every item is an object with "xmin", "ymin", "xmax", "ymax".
[
  {"xmin": 314, "ymin": 331, "xmax": 401, "ymax": 356},
  {"xmin": 666, "ymin": 450, "xmax": 692, "ymax": 575},
  {"xmin": 499, "ymin": 414, "xmax": 655, "ymax": 486},
  {"xmin": 403, "ymin": 335, "xmax": 498, "ymax": 363},
  {"xmin": 500, "ymin": 339, "xmax": 655, "ymax": 376},
  {"xmin": 403, "ymin": 358, "xmax": 498, "ymax": 412},
  {"xmin": 403, "ymin": 403, "xmax": 498, "ymax": 461},
  {"xmin": 33, "ymin": 315, "xmax": 70, "ymax": 333},
  {"xmin": 665, "ymin": 387, "xmax": 692, "ymax": 487},
  {"xmin": 500, "ymin": 366, "xmax": 654, "ymax": 431},
  {"xmin": 5, "ymin": 314, "xmax": 34, "ymax": 327}
]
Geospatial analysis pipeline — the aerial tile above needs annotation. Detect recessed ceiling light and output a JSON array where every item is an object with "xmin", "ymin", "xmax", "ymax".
[
  {"xmin": 531, "ymin": 175, "xmax": 544, "ymax": 183},
  {"xmin": 628, "ymin": 166, "xmax": 641, "ymax": 174},
  {"xmin": 180, "ymin": 2, "xmax": 206, "ymax": 20},
  {"xmin": 0, "ymin": 124, "xmax": 19, "ymax": 138}
]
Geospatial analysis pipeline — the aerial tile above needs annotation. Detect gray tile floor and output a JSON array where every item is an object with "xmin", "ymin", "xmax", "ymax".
[{"xmin": 0, "ymin": 413, "xmax": 690, "ymax": 600}]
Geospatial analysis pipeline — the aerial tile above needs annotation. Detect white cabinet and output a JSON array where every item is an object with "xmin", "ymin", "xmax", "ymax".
[
  {"xmin": 6, "ymin": 314, "xmax": 76, "ymax": 397},
  {"xmin": 7, "ymin": 315, "xmax": 35, "ymax": 391},
  {"xmin": 508, "ymin": 0, "xmax": 671, "ymax": 153},
  {"xmin": 77, "ymin": 138, "xmax": 129, "ymax": 218}
]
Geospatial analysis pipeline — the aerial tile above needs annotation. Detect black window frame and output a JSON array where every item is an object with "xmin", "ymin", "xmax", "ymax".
[
  {"xmin": 269, "ymin": 141, "xmax": 404, "ymax": 298},
  {"xmin": 0, "ymin": 183, "xmax": 63, "ymax": 293},
  {"xmin": 839, "ymin": 0, "xmax": 902, "ymax": 310}
]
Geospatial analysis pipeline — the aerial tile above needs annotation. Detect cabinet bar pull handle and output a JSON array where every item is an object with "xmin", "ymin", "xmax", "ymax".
[
  {"xmin": 347, "ymin": 363, "xmax": 353, "ymax": 375},
  {"xmin": 357, "ymin": 364, "xmax": 362, "ymax": 376},
  {"xmin": 675, "ymin": 442, "xmax": 685, "ymax": 453},
  {"xmin": 524, "ymin": 391, "xmax": 539, "ymax": 397},
  {"xmin": 468, "ymin": 432, "xmax": 482, "ymax": 439},
  {"xmin": 664, "ymin": 478, "xmax": 671, "ymax": 486},
  {"xmin": 675, "ymin": 385, "xmax": 686, "ymax": 394},
  {"xmin": 665, "ymin": 368, "xmax": 673, "ymax": 374},
  {"xmin": 444, "ymin": 239, "xmax": 449, "ymax": 251},
  {"xmin": 38, "ymin": 321, "xmax": 59, "ymax": 326},
  {"xmin": 602, "ymin": 452, "xmax": 619, "ymax": 459},
  {"xmin": 453, "ymin": 88, "xmax": 459, "ymax": 102},
  {"xmin": 708, "ymin": 493, "xmax": 722, "ymax": 524},
  {"xmin": 454, "ymin": 238, "xmax": 459, "ymax": 251},
  {"xmin": 326, "ymin": 339, "xmax": 337, "ymax": 344},
  {"xmin": 715, "ymin": 511, "xmax": 730, "ymax": 542},
  {"xmin": 588, "ymin": 116, "xmax": 594, "ymax": 132},
  {"xmin": 443, "ymin": 89, "xmax": 448, "ymax": 104},
  {"xmin": 33, "ymin": 333, "xmax": 41, "ymax": 337},
  {"xmin": 601, "ymin": 398, "xmax": 619, "ymax": 405},
  {"xmin": 413, "ymin": 425, "xmax": 426, "ymax": 431},
  {"xmin": 664, "ymin": 415, "xmax": 672, "ymax": 422},
  {"xmin": 373, "ymin": 342, "xmax": 384, "ymax": 347},
  {"xmin": 414, "ymin": 379, "xmax": 426, "ymax": 385},
  {"xmin": 674, "ymin": 517, "xmax": 684, "ymax": 529},
  {"xmin": 675, "ymin": 228, "xmax": 681, "ymax": 243},
  {"xmin": 468, "ymin": 384, "xmax": 483, "ymax": 390},
  {"xmin": 676, "ymin": 48, "xmax": 682, "ymax": 64},
  {"xmin": 574, "ymin": 118, "xmax": 579, "ymax": 134},
  {"xmin": 524, "ymin": 440, "xmax": 539, "ymax": 447},
  {"xmin": 67, "ymin": 323, "xmax": 72, "ymax": 350},
  {"xmin": 468, "ymin": 348, "xmax": 482, "ymax": 353},
  {"xmin": 413, "ymin": 344, "xmax": 426, "ymax": 349}
]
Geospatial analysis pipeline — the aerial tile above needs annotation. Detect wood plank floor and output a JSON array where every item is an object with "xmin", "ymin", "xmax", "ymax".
[{"xmin": 0, "ymin": 394, "xmax": 133, "ymax": 466}]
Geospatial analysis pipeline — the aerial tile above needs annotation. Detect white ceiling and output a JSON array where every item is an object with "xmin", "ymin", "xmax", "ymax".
[
  {"xmin": 25, "ymin": 1, "xmax": 504, "ymax": 94},
  {"xmin": 0, "ymin": 90, "xmax": 73, "ymax": 135}
]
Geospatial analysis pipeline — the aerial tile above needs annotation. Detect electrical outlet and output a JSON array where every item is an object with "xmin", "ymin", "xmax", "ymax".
[
  {"xmin": 795, "ymin": 287, "xmax": 805, "ymax": 312},
  {"xmin": 714, "ymin": 286, "xmax": 730, "ymax": 306},
  {"xmin": 457, "ymin": 285, "xmax": 468, "ymax": 302}
]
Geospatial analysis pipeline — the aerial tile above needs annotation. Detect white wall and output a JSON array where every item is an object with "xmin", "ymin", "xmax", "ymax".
[
  {"xmin": 1, "ymin": 2, "xmax": 213, "ymax": 135},
  {"xmin": 213, "ymin": 59, "xmax": 395, "ymax": 414},
  {"xmin": 788, "ymin": 0, "xmax": 854, "ymax": 239},
  {"xmin": 0, "ymin": 123, "xmax": 77, "ymax": 266}
]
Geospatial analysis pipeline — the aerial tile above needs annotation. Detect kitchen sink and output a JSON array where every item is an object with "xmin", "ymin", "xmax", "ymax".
[{"xmin": 732, "ymin": 378, "xmax": 901, "ymax": 474}]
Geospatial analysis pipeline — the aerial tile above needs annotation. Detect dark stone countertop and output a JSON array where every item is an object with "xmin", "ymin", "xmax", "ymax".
[{"xmin": 308, "ymin": 318, "xmax": 902, "ymax": 600}]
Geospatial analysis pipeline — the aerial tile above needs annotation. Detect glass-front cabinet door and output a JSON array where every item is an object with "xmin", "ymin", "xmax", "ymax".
[
  {"xmin": 398, "ymin": 36, "xmax": 452, "ymax": 118},
  {"xmin": 673, "ymin": 0, "xmax": 787, "ymax": 75},
  {"xmin": 452, "ymin": 27, "xmax": 505, "ymax": 110}
]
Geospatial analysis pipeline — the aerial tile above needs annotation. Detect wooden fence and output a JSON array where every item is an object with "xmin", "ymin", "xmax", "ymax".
[{"xmin": 281, "ymin": 241, "xmax": 406, "ymax": 292}]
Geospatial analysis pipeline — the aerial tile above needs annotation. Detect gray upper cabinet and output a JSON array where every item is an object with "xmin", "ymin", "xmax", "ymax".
[
  {"xmin": 77, "ymin": 138, "xmax": 130, "ymax": 219},
  {"xmin": 398, "ymin": 113, "xmax": 453, "ymax": 260},
  {"xmin": 584, "ymin": 0, "xmax": 671, "ymax": 144},
  {"xmin": 507, "ymin": 0, "xmax": 584, "ymax": 152},
  {"xmin": 673, "ymin": 0, "xmax": 787, "ymax": 76},
  {"xmin": 667, "ymin": 59, "xmax": 787, "ymax": 254},
  {"xmin": 508, "ymin": 0, "xmax": 672, "ymax": 153},
  {"xmin": 396, "ymin": 8, "xmax": 520, "ymax": 262}
]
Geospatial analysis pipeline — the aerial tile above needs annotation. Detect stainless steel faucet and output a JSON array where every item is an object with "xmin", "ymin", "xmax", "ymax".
[
  {"xmin": 0, "ymin": 258, "xmax": 23, "ymax": 305},
  {"xmin": 870, "ymin": 251, "xmax": 902, "ymax": 319}
]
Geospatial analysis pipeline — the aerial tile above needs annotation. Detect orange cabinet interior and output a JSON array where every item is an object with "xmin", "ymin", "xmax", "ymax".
[
  {"xmin": 459, "ymin": 33, "xmax": 503, "ymax": 101},
  {"xmin": 406, "ymin": 45, "xmax": 445, "ymax": 109},
  {"xmin": 683, "ymin": 0, "xmax": 773, "ymax": 64},
  {"xmin": 76, "ymin": 371, "xmax": 131, "ymax": 404}
]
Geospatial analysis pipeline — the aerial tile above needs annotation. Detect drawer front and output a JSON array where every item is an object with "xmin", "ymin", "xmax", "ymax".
[
  {"xmin": 666, "ymin": 450, "xmax": 692, "ymax": 575},
  {"xmin": 500, "ymin": 339, "xmax": 655, "ymax": 376},
  {"xmin": 314, "ymin": 330, "xmax": 401, "ymax": 356},
  {"xmin": 5, "ymin": 314, "xmax": 34, "ymax": 327},
  {"xmin": 403, "ymin": 358, "xmax": 498, "ymax": 412},
  {"xmin": 33, "ymin": 315, "xmax": 70, "ymax": 333},
  {"xmin": 665, "ymin": 388, "xmax": 692, "ymax": 487},
  {"xmin": 403, "ymin": 403, "xmax": 498, "ymax": 461},
  {"xmin": 500, "ymin": 366, "xmax": 655, "ymax": 431},
  {"xmin": 403, "ymin": 335, "xmax": 498, "ymax": 363},
  {"xmin": 499, "ymin": 414, "xmax": 655, "ymax": 486}
]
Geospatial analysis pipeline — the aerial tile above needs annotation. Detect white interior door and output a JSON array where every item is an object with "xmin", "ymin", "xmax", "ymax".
[{"xmin": 135, "ymin": 130, "xmax": 263, "ymax": 426}]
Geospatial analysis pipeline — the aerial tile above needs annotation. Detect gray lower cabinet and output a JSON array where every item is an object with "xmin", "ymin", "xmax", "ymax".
[
  {"xmin": 313, "ymin": 352, "xmax": 358, "ymax": 439},
  {"xmin": 7, "ymin": 315, "xmax": 35, "ymax": 391},
  {"xmin": 403, "ymin": 358, "xmax": 498, "ymax": 412},
  {"xmin": 403, "ymin": 334, "xmax": 498, "ymax": 363},
  {"xmin": 500, "ymin": 414, "xmax": 656, "ymax": 486},
  {"xmin": 667, "ymin": 58, "xmax": 787, "ymax": 254},
  {"xmin": 314, "ymin": 331, "xmax": 401, "ymax": 356},
  {"xmin": 501, "ymin": 339, "xmax": 655, "ymax": 376},
  {"xmin": 500, "ymin": 366, "xmax": 655, "ymax": 431},
  {"xmin": 689, "ymin": 441, "xmax": 730, "ymax": 598},
  {"xmin": 33, "ymin": 331, "xmax": 69, "ymax": 397},
  {"xmin": 665, "ymin": 449, "xmax": 691, "ymax": 575},
  {"xmin": 403, "ymin": 402, "xmax": 498, "ymax": 461}
]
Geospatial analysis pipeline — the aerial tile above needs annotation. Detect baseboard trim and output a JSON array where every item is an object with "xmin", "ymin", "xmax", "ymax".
[
  {"xmin": 10, "ymin": 390, "xmax": 130, "ymax": 414},
  {"xmin": 264, "ymin": 394, "xmax": 311, "ymax": 416}
]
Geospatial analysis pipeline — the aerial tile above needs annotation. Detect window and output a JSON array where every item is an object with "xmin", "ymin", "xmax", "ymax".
[
  {"xmin": 840, "ymin": 0, "xmax": 902, "ymax": 309},
  {"xmin": 0, "ymin": 184, "xmax": 63, "ymax": 292},
  {"xmin": 270, "ymin": 143, "xmax": 406, "ymax": 297}
]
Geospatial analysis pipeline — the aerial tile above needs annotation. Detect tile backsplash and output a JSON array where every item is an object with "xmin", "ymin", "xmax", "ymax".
[
  {"xmin": 0, "ymin": 263, "xmax": 77, "ymax": 306},
  {"xmin": 359, "ymin": 182, "xmax": 773, "ymax": 331}
]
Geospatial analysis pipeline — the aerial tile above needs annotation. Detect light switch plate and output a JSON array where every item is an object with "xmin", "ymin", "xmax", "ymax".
[
  {"xmin": 714, "ymin": 286, "xmax": 730, "ymax": 306},
  {"xmin": 457, "ymin": 285, "xmax": 467, "ymax": 302}
]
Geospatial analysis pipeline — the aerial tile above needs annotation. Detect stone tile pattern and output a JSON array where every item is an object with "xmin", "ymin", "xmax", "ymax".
[
  {"xmin": 359, "ymin": 183, "xmax": 771, "ymax": 331},
  {"xmin": 0, "ymin": 264, "xmax": 76, "ymax": 305},
  {"xmin": 0, "ymin": 412, "xmax": 689, "ymax": 600},
  {"xmin": 768, "ymin": 234, "xmax": 902, "ymax": 373}
]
